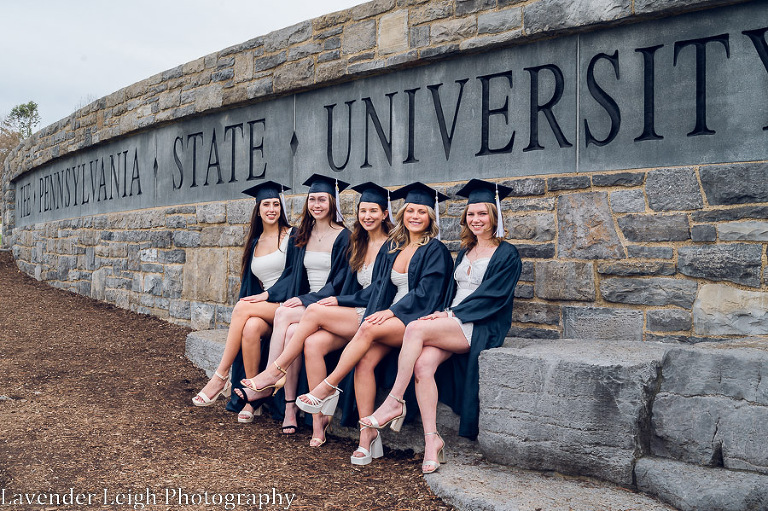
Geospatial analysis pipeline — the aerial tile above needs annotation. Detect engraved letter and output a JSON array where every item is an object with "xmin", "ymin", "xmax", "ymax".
[
  {"xmin": 476, "ymin": 71, "xmax": 515, "ymax": 156},
  {"xmin": 524, "ymin": 64, "xmax": 572, "ymax": 152},
  {"xmin": 361, "ymin": 93, "xmax": 397, "ymax": 168},
  {"xmin": 743, "ymin": 27, "xmax": 768, "ymax": 130},
  {"xmin": 326, "ymin": 101, "xmax": 355, "ymax": 171},
  {"xmin": 224, "ymin": 123, "xmax": 244, "ymax": 182},
  {"xmin": 428, "ymin": 79, "xmax": 467, "ymax": 160},
  {"xmin": 247, "ymin": 119, "xmax": 266, "ymax": 180},
  {"xmin": 584, "ymin": 51, "xmax": 621, "ymax": 147},
  {"xmin": 635, "ymin": 45, "xmax": 664, "ymax": 142}
]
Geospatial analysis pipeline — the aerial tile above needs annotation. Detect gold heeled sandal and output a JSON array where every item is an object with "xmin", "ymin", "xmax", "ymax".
[
  {"xmin": 309, "ymin": 415, "xmax": 333, "ymax": 447},
  {"xmin": 241, "ymin": 361, "xmax": 287, "ymax": 396},
  {"xmin": 192, "ymin": 371, "xmax": 231, "ymax": 407},
  {"xmin": 422, "ymin": 431, "xmax": 446, "ymax": 474}
]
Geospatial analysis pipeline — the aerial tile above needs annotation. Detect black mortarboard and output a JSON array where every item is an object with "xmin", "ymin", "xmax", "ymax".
[
  {"xmin": 351, "ymin": 182, "xmax": 389, "ymax": 209},
  {"xmin": 456, "ymin": 179, "xmax": 512, "ymax": 204},
  {"xmin": 242, "ymin": 180, "xmax": 290, "ymax": 202},
  {"xmin": 390, "ymin": 182, "xmax": 449, "ymax": 209},
  {"xmin": 302, "ymin": 173, "xmax": 350, "ymax": 195}
]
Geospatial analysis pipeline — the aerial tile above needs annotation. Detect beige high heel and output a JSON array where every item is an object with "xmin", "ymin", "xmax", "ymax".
[
  {"xmin": 350, "ymin": 425, "xmax": 384, "ymax": 465},
  {"xmin": 360, "ymin": 393, "xmax": 407, "ymax": 432},
  {"xmin": 192, "ymin": 371, "xmax": 231, "ymax": 407},
  {"xmin": 296, "ymin": 379, "xmax": 342, "ymax": 416},
  {"xmin": 241, "ymin": 361, "xmax": 287, "ymax": 396},
  {"xmin": 422, "ymin": 431, "xmax": 446, "ymax": 474},
  {"xmin": 309, "ymin": 415, "xmax": 333, "ymax": 447}
]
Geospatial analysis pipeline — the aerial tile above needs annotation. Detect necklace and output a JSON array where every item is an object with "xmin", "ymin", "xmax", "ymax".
[{"xmin": 314, "ymin": 226, "xmax": 334, "ymax": 242}]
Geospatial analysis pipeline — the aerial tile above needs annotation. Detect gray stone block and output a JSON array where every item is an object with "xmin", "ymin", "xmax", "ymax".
[
  {"xmin": 343, "ymin": 20, "xmax": 377, "ymax": 54},
  {"xmin": 647, "ymin": 309, "xmax": 691, "ymax": 332},
  {"xmin": 690, "ymin": 224, "xmax": 717, "ymax": 242},
  {"xmin": 592, "ymin": 172, "xmax": 645, "ymax": 187},
  {"xmin": 557, "ymin": 192, "xmax": 624, "ymax": 259},
  {"xmin": 455, "ymin": 0, "xmax": 495, "ymax": 16},
  {"xmin": 478, "ymin": 339, "xmax": 667, "ymax": 486},
  {"xmin": 514, "ymin": 243, "xmax": 555, "ymax": 258},
  {"xmin": 563, "ymin": 307, "xmax": 643, "ymax": 342},
  {"xmin": 535, "ymin": 261, "xmax": 595, "ymax": 301},
  {"xmin": 597, "ymin": 261, "xmax": 675, "ymax": 276},
  {"xmin": 618, "ymin": 213, "xmax": 690, "ymax": 242},
  {"xmin": 512, "ymin": 301, "xmax": 560, "ymax": 325},
  {"xmin": 514, "ymin": 284, "xmax": 533, "ymax": 299},
  {"xmin": 626, "ymin": 245, "xmax": 674, "ymax": 259},
  {"xmin": 718, "ymin": 221, "xmax": 768, "ymax": 241},
  {"xmin": 601, "ymin": 277, "xmax": 698, "ymax": 307},
  {"xmin": 505, "ymin": 326, "xmax": 561, "ymax": 339},
  {"xmin": 502, "ymin": 197, "xmax": 556, "ymax": 212},
  {"xmin": 635, "ymin": 457, "xmax": 768, "ymax": 511},
  {"xmin": 504, "ymin": 212, "xmax": 555, "ymax": 241},
  {"xmin": 610, "ymin": 189, "xmax": 646, "ymax": 213},
  {"xmin": 499, "ymin": 178, "xmax": 546, "ymax": 197},
  {"xmin": 678, "ymin": 243, "xmax": 763, "ymax": 287},
  {"xmin": 524, "ymin": 0, "xmax": 631, "ymax": 35},
  {"xmin": 700, "ymin": 162, "xmax": 768, "ymax": 206},
  {"xmin": 519, "ymin": 261, "xmax": 534, "ymax": 282},
  {"xmin": 693, "ymin": 284, "xmax": 768, "ymax": 336},
  {"xmin": 547, "ymin": 175, "xmax": 590, "ymax": 191},
  {"xmin": 645, "ymin": 167, "xmax": 703, "ymax": 211},
  {"xmin": 478, "ymin": 7, "xmax": 522, "ymax": 34},
  {"xmin": 693, "ymin": 206, "xmax": 768, "ymax": 223}
]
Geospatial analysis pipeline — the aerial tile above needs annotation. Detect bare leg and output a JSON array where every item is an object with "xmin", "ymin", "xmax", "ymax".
[
  {"xmin": 245, "ymin": 303, "xmax": 359, "ymax": 391},
  {"xmin": 193, "ymin": 300, "xmax": 278, "ymax": 404},
  {"xmin": 237, "ymin": 317, "xmax": 271, "ymax": 417},
  {"xmin": 415, "ymin": 346, "xmax": 454, "ymax": 471},
  {"xmin": 363, "ymin": 318, "xmax": 468, "ymax": 427},
  {"xmin": 281, "ymin": 322, "xmax": 302, "ymax": 434},
  {"xmin": 304, "ymin": 329, "xmax": 350, "ymax": 446},
  {"xmin": 353, "ymin": 343, "xmax": 392, "ymax": 460},
  {"xmin": 300, "ymin": 316, "xmax": 406, "ymax": 403}
]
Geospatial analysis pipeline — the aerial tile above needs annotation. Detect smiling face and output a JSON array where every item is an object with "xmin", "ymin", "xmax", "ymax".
[
  {"xmin": 465, "ymin": 202, "xmax": 493, "ymax": 238},
  {"xmin": 402, "ymin": 203, "xmax": 430, "ymax": 235},
  {"xmin": 258, "ymin": 198, "xmax": 282, "ymax": 226},
  {"xmin": 357, "ymin": 201, "xmax": 386, "ymax": 233},
  {"xmin": 307, "ymin": 192, "xmax": 332, "ymax": 220}
]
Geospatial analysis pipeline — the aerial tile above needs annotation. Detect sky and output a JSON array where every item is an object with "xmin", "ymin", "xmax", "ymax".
[{"xmin": 0, "ymin": 0, "xmax": 364, "ymax": 131}]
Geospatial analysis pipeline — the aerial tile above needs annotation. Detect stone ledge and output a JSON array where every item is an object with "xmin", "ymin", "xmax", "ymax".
[{"xmin": 635, "ymin": 457, "xmax": 768, "ymax": 511}]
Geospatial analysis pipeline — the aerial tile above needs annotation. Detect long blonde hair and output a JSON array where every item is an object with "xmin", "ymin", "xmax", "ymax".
[
  {"xmin": 459, "ymin": 202, "xmax": 502, "ymax": 250},
  {"xmin": 388, "ymin": 203, "xmax": 439, "ymax": 252}
]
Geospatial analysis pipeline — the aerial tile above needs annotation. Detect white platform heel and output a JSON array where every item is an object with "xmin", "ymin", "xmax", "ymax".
[
  {"xmin": 350, "ymin": 426, "xmax": 384, "ymax": 466},
  {"xmin": 192, "ymin": 371, "xmax": 231, "ymax": 407},
  {"xmin": 296, "ymin": 378, "xmax": 342, "ymax": 416}
]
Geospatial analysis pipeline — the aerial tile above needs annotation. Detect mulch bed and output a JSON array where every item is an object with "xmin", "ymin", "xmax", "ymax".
[{"xmin": 0, "ymin": 251, "xmax": 452, "ymax": 510}]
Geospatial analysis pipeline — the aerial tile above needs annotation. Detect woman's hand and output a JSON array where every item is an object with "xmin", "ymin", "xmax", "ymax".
[
  {"xmin": 282, "ymin": 297, "xmax": 303, "ymax": 308},
  {"xmin": 365, "ymin": 309, "xmax": 395, "ymax": 325},
  {"xmin": 240, "ymin": 292, "xmax": 268, "ymax": 303},
  {"xmin": 317, "ymin": 296, "xmax": 338, "ymax": 306},
  {"xmin": 419, "ymin": 310, "xmax": 448, "ymax": 320}
]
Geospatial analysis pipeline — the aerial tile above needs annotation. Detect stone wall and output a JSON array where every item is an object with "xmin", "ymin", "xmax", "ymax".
[
  {"xmin": 8, "ymin": 163, "xmax": 768, "ymax": 339},
  {"xmin": 3, "ymin": 0, "xmax": 768, "ymax": 340}
]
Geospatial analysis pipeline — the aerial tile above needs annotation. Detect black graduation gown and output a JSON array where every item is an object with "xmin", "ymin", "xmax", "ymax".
[
  {"xmin": 357, "ymin": 238, "xmax": 455, "ymax": 423},
  {"xmin": 434, "ymin": 241, "xmax": 522, "ymax": 439}
]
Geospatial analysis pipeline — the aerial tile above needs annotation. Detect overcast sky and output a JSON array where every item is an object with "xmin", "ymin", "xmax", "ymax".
[{"xmin": 0, "ymin": 0, "xmax": 363, "ymax": 131}]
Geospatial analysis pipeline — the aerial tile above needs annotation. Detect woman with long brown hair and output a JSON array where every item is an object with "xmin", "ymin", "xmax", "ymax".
[
  {"xmin": 191, "ymin": 181, "xmax": 292, "ymax": 421},
  {"xmin": 233, "ymin": 173, "xmax": 351, "ymax": 434}
]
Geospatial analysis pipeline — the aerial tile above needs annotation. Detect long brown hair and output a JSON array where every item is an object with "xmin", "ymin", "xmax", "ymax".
[
  {"xmin": 459, "ymin": 202, "xmax": 501, "ymax": 251},
  {"xmin": 348, "ymin": 203, "xmax": 393, "ymax": 272},
  {"xmin": 388, "ymin": 203, "xmax": 439, "ymax": 252},
  {"xmin": 241, "ymin": 198, "xmax": 291, "ymax": 275},
  {"xmin": 294, "ymin": 193, "xmax": 343, "ymax": 248}
]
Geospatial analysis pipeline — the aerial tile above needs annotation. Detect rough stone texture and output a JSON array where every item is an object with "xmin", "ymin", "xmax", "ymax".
[
  {"xmin": 478, "ymin": 339, "xmax": 667, "ymax": 486},
  {"xmin": 343, "ymin": 20, "xmax": 377, "ymax": 54},
  {"xmin": 535, "ymin": 261, "xmax": 596, "ymax": 301},
  {"xmin": 512, "ymin": 301, "xmax": 560, "ymax": 325},
  {"xmin": 557, "ymin": 192, "xmax": 624, "ymax": 259},
  {"xmin": 700, "ymin": 162, "xmax": 768, "ymax": 206},
  {"xmin": 635, "ymin": 457, "xmax": 768, "ymax": 511},
  {"xmin": 597, "ymin": 261, "xmax": 675, "ymax": 276},
  {"xmin": 717, "ymin": 221, "xmax": 768, "ymax": 242},
  {"xmin": 647, "ymin": 309, "xmax": 692, "ymax": 332},
  {"xmin": 477, "ymin": 7, "xmax": 522, "ymax": 34},
  {"xmin": 378, "ymin": 10, "xmax": 409, "ymax": 55},
  {"xmin": 601, "ymin": 278, "xmax": 698, "ymax": 307},
  {"xmin": 690, "ymin": 224, "xmax": 717, "ymax": 242},
  {"xmin": 504, "ymin": 212, "xmax": 555, "ymax": 241},
  {"xmin": 547, "ymin": 175, "xmax": 591, "ymax": 191},
  {"xmin": 430, "ymin": 17, "xmax": 477, "ymax": 44},
  {"xmin": 618, "ymin": 214, "xmax": 690, "ymax": 242},
  {"xmin": 181, "ymin": 249, "xmax": 228, "ymax": 303},
  {"xmin": 563, "ymin": 307, "xmax": 643, "ymax": 341},
  {"xmin": 610, "ymin": 189, "xmax": 646, "ymax": 213},
  {"xmin": 592, "ymin": 172, "xmax": 645, "ymax": 187},
  {"xmin": 651, "ymin": 342, "xmax": 768, "ymax": 474},
  {"xmin": 693, "ymin": 284, "xmax": 768, "ymax": 336},
  {"xmin": 645, "ymin": 167, "xmax": 703, "ymax": 211},
  {"xmin": 678, "ymin": 244, "xmax": 763, "ymax": 287},
  {"xmin": 626, "ymin": 245, "xmax": 674, "ymax": 259},
  {"xmin": 524, "ymin": 0, "xmax": 632, "ymax": 35}
]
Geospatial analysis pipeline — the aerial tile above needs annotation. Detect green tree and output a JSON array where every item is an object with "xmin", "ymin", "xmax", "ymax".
[{"xmin": 8, "ymin": 101, "xmax": 41, "ymax": 139}]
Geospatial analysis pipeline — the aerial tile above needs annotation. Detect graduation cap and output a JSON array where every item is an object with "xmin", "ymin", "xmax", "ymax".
[
  {"xmin": 242, "ymin": 180, "xmax": 290, "ymax": 202},
  {"xmin": 302, "ymin": 173, "xmax": 350, "ymax": 223},
  {"xmin": 391, "ymin": 182, "xmax": 450, "ymax": 240},
  {"xmin": 455, "ymin": 179, "xmax": 511, "ymax": 238},
  {"xmin": 351, "ymin": 182, "xmax": 394, "ymax": 223}
]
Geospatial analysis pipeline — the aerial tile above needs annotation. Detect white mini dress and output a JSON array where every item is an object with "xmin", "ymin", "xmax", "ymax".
[
  {"xmin": 250, "ymin": 234, "xmax": 290, "ymax": 290},
  {"xmin": 304, "ymin": 251, "xmax": 332, "ymax": 293},
  {"xmin": 355, "ymin": 263, "xmax": 375, "ymax": 323},
  {"xmin": 449, "ymin": 256, "xmax": 491, "ymax": 345}
]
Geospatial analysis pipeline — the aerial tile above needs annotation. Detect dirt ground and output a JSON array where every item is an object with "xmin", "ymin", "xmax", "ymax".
[{"xmin": 0, "ymin": 251, "xmax": 453, "ymax": 510}]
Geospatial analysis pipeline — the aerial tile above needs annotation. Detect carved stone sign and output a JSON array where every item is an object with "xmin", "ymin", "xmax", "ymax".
[{"xmin": 14, "ymin": 1, "xmax": 768, "ymax": 227}]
